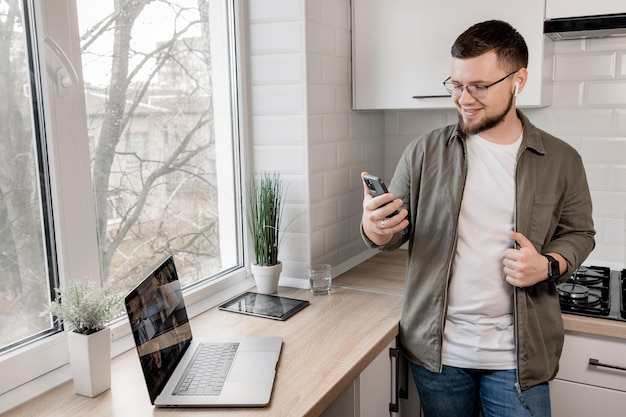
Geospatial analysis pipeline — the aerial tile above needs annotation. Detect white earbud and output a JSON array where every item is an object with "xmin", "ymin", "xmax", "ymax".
[{"xmin": 515, "ymin": 82, "xmax": 520, "ymax": 97}]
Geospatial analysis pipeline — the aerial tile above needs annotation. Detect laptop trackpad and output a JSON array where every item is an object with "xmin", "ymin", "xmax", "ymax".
[{"xmin": 228, "ymin": 352, "xmax": 278, "ymax": 383}]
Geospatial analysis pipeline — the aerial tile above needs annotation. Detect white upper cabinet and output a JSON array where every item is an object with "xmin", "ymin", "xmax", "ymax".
[
  {"xmin": 352, "ymin": 0, "xmax": 553, "ymax": 110},
  {"xmin": 546, "ymin": 0, "xmax": 624, "ymax": 19}
]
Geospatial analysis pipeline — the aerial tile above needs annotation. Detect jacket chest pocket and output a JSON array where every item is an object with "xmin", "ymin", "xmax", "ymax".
[{"xmin": 529, "ymin": 194, "xmax": 562, "ymax": 249}]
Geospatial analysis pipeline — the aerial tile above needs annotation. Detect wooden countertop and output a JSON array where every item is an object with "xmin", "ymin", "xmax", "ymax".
[
  {"xmin": 335, "ymin": 250, "xmax": 626, "ymax": 340},
  {"xmin": 4, "ymin": 287, "xmax": 403, "ymax": 417},
  {"xmin": 6, "ymin": 250, "xmax": 626, "ymax": 416}
]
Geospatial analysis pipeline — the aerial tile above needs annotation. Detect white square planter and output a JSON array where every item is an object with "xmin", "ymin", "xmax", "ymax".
[{"xmin": 67, "ymin": 327, "xmax": 111, "ymax": 397}]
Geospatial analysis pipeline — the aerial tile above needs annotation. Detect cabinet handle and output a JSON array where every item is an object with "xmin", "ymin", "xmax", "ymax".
[
  {"xmin": 389, "ymin": 341, "xmax": 409, "ymax": 413},
  {"xmin": 389, "ymin": 347, "xmax": 400, "ymax": 413},
  {"xmin": 589, "ymin": 358, "xmax": 626, "ymax": 372},
  {"xmin": 412, "ymin": 95, "xmax": 451, "ymax": 99}
]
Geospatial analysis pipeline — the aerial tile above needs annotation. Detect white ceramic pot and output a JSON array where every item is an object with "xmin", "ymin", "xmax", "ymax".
[
  {"xmin": 67, "ymin": 327, "xmax": 111, "ymax": 397},
  {"xmin": 250, "ymin": 262, "xmax": 282, "ymax": 294}
]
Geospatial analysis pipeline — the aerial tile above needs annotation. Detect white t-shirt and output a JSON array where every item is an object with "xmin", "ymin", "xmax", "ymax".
[{"xmin": 441, "ymin": 133, "xmax": 522, "ymax": 370}]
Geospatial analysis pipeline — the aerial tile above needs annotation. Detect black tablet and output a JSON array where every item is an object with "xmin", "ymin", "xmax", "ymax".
[{"xmin": 218, "ymin": 291, "xmax": 309, "ymax": 321}]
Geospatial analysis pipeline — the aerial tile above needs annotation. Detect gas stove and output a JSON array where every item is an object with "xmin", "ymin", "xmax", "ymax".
[{"xmin": 557, "ymin": 265, "xmax": 626, "ymax": 322}]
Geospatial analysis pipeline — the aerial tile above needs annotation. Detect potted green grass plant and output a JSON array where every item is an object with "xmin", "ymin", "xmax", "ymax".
[
  {"xmin": 43, "ymin": 279, "xmax": 122, "ymax": 397},
  {"xmin": 247, "ymin": 171, "xmax": 286, "ymax": 294}
]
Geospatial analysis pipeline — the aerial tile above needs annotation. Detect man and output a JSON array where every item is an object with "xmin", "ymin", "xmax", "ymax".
[{"xmin": 361, "ymin": 20, "xmax": 595, "ymax": 417}]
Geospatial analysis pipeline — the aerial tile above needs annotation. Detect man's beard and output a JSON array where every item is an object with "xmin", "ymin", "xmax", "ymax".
[{"xmin": 458, "ymin": 92, "xmax": 515, "ymax": 135}]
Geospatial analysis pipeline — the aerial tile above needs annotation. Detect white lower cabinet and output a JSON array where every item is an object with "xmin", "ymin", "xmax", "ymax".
[
  {"xmin": 322, "ymin": 339, "xmax": 422, "ymax": 417},
  {"xmin": 550, "ymin": 332, "xmax": 626, "ymax": 417}
]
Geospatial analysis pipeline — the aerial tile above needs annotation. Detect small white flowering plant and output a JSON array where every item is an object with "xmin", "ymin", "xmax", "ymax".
[{"xmin": 43, "ymin": 279, "xmax": 122, "ymax": 335}]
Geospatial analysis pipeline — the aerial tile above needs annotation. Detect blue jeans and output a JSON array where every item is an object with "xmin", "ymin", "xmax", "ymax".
[{"xmin": 410, "ymin": 363, "xmax": 551, "ymax": 417}]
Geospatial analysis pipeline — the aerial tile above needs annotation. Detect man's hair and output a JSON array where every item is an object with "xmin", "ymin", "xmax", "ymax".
[{"xmin": 451, "ymin": 20, "xmax": 528, "ymax": 73}]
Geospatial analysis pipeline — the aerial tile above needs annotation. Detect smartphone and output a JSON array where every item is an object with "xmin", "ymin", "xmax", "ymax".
[
  {"xmin": 363, "ymin": 174, "xmax": 390, "ymax": 197},
  {"xmin": 363, "ymin": 174, "xmax": 399, "ymax": 217}
]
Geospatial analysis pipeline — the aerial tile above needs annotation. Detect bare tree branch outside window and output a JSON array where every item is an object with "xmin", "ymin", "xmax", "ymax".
[
  {"xmin": 0, "ymin": 0, "xmax": 237, "ymax": 350},
  {"xmin": 78, "ymin": 0, "xmax": 232, "ymax": 293}
]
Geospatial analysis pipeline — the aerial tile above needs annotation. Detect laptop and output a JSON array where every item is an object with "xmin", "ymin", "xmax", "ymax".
[{"xmin": 124, "ymin": 256, "xmax": 282, "ymax": 407}]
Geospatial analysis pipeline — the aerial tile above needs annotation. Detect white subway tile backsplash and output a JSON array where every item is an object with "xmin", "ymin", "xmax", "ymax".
[
  {"xmin": 590, "ymin": 190, "xmax": 626, "ymax": 218},
  {"xmin": 551, "ymin": 109, "xmax": 613, "ymax": 135},
  {"xmin": 310, "ymin": 227, "xmax": 325, "ymax": 260},
  {"xmin": 307, "ymin": 53, "xmax": 323, "ymax": 83},
  {"xmin": 254, "ymin": 146, "xmax": 306, "ymax": 174},
  {"xmin": 322, "ymin": 55, "xmax": 349, "ymax": 84},
  {"xmin": 384, "ymin": 112, "xmax": 400, "ymax": 136},
  {"xmin": 320, "ymin": 0, "xmax": 349, "ymax": 30},
  {"xmin": 324, "ymin": 168, "xmax": 350, "ymax": 197},
  {"xmin": 554, "ymin": 52, "xmax": 616, "ymax": 81},
  {"xmin": 605, "ymin": 218, "xmax": 625, "ymax": 245},
  {"xmin": 336, "ymin": 85, "xmax": 352, "ymax": 112},
  {"xmin": 309, "ymin": 172, "xmax": 324, "ymax": 202},
  {"xmin": 350, "ymin": 112, "xmax": 374, "ymax": 139},
  {"xmin": 306, "ymin": 0, "xmax": 322, "ymax": 22},
  {"xmin": 310, "ymin": 198, "xmax": 339, "ymax": 228},
  {"xmin": 398, "ymin": 110, "xmax": 449, "ymax": 136},
  {"xmin": 308, "ymin": 115, "xmax": 323, "ymax": 144},
  {"xmin": 250, "ymin": 54, "xmax": 305, "ymax": 84},
  {"xmin": 335, "ymin": 28, "xmax": 351, "ymax": 57},
  {"xmin": 325, "ymin": 219, "xmax": 352, "ymax": 249},
  {"xmin": 248, "ymin": 0, "xmax": 303, "ymax": 21},
  {"xmin": 581, "ymin": 137, "xmax": 626, "ymax": 164},
  {"xmin": 553, "ymin": 39, "xmax": 586, "ymax": 54},
  {"xmin": 252, "ymin": 85, "xmax": 306, "ymax": 115},
  {"xmin": 361, "ymin": 136, "xmax": 384, "ymax": 163},
  {"xmin": 337, "ymin": 139, "xmax": 362, "ymax": 167},
  {"xmin": 280, "ymin": 232, "xmax": 309, "ymax": 261},
  {"xmin": 588, "ymin": 244, "xmax": 626, "ymax": 267},
  {"xmin": 338, "ymin": 239, "xmax": 373, "ymax": 265},
  {"xmin": 337, "ymin": 189, "xmax": 362, "ymax": 219},
  {"xmin": 386, "ymin": 136, "xmax": 415, "ymax": 159},
  {"xmin": 586, "ymin": 81, "xmax": 626, "ymax": 106},
  {"xmin": 584, "ymin": 164, "xmax": 610, "ymax": 191},
  {"xmin": 283, "ymin": 176, "xmax": 308, "ymax": 204},
  {"xmin": 616, "ymin": 110, "xmax": 626, "ymax": 133},
  {"xmin": 309, "ymin": 142, "xmax": 338, "ymax": 173},
  {"xmin": 308, "ymin": 84, "xmax": 336, "ymax": 113},
  {"xmin": 252, "ymin": 116, "xmax": 306, "ymax": 144},
  {"xmin": 587, "ymin": 36, "xmax": 626, "ymax": 52},
  {"xmin": 610, "ymin": 166, "xmax": 626, "ymax": 192},
  {"xmin": 551, "ymin": 82, "xmax": 583, "ymax": 107},
  {"xmin": 249, "ymin": 22, "xmax": 304, "ymax": 53},
  {"xmin": 283, "ymin": 206, "xmax": 309, "ymax": 237},
  {"xmin": 323, "ymin": 113, "xmax": 349, "ymax": 140},
  {"xmin": 306, "ymin": 21, "xmax": 336, "ymax": 55}
]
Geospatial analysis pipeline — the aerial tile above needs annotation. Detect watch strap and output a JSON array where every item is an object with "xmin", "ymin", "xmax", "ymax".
[{"xmin": 545, "ymin": 254, "xmax": 560, "ymax": 283}]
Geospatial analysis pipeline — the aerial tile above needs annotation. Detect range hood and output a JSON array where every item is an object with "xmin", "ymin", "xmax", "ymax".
[{"xmin": 544, "ymin": 14, "xmax": 626, "ymax": 40}]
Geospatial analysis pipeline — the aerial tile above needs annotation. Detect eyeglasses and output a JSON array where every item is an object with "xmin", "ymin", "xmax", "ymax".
[{"xmin": 442, "ymin": 71, "xmax": 518, "ymax": 99}]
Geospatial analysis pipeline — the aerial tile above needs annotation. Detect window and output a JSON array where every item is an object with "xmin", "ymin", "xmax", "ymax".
[
  {"xmin": 0, "ymin": 0, "xmax": 58, "ymax": 353},
  {"xmin": 0, "ymin": 0, "xmax": 245, "ymax": 406},
  {"xmin": 77, "ymin": 0, "xmax": 242, "ymax": 291}
]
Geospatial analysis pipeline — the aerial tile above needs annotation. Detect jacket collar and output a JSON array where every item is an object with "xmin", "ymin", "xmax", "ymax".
[
  {"xmin": 447, "ymin": 109, "xmax": 547, "ymax": 155},
  {"xmin": 517, "ymin": 110, "xmax": 546, "ymax": 155}
]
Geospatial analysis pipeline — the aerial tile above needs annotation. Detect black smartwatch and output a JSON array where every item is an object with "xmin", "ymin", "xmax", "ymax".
[{"xmin": 545, "ymin": 255, "xmax": 560, "ymax": 283}]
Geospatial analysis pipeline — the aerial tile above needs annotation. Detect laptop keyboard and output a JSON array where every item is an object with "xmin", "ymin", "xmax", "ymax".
[{"xmin": 173, "ymin": 342, "xmax": 240, "ymax": 396}]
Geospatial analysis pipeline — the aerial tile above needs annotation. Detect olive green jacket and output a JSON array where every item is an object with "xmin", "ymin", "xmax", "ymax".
[{"xmin": 363, "ymin": 110, "xmax": 595, "ymax": 390}]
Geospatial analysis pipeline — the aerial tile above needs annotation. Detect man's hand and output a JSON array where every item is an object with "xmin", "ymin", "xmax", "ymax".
[
  {"xmin": 361, "ymin": 172, "xmax": 409, "ymax": 246},
  {"xmin": 503, "ymin": 231, "xmax": 562, "ymax": 287}
]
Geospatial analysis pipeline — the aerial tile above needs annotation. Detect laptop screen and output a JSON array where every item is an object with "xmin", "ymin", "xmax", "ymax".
[{"xmin": 125, "ymin": 256, "xmax": 192, "ymax": 404}]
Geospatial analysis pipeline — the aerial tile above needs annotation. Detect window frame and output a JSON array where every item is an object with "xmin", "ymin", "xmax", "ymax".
[{"xmin": 0, "ymin": 0, "xmax": 252, "ymax": 412}]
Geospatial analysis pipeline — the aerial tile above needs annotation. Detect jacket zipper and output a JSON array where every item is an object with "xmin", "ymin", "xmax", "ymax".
[
  {"xmin": 513, "ymin": 143, "xmax": 526, "ymax": 391},
  {"xmin": 438, "ymin": 138, "xmax": 467, "ymax": 372}
]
